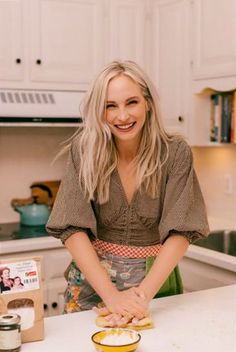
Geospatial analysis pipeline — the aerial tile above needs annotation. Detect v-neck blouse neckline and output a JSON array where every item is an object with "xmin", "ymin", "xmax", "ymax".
[{"xmin": 113, "ymin": 169, "xmax": 138, "ymax": 207}]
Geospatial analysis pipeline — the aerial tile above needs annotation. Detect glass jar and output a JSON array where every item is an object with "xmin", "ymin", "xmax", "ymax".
[{"xmin": 0, "ymin": 314, "xmax": 21, "ymax": 352}]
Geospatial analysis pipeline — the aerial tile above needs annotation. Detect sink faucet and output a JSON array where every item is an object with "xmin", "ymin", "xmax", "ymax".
[{"xmin": 223, "ymin": 230, "xmax": 233, "ymax": 254}]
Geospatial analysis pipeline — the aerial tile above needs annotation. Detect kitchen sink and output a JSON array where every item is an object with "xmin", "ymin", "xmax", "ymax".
[{"xmin": 194, "ymin": 230, "xmax": 236, "ymax": 257}]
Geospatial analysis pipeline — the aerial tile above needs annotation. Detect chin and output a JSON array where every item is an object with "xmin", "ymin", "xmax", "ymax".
[{"xmin": 115, "ymin": 132, "xmax": 141, "ymax": 144}]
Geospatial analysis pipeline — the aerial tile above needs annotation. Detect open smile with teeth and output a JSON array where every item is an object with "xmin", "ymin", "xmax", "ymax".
[{"xmin": 115, "ymin": 122, "xmax": 136, "ymax": 130}]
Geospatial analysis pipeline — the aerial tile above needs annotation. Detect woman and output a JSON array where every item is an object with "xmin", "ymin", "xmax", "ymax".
[
  {"xmin": 12, "ymin": 276, "xmax": 24, "ymax": 290},
  {"xmin": 0, "ymin": 267, "xmax": 13, "ymax": 292},
  {"xmin": 47, "ymin": 60, "xmax": 209, "ymax": 324}
]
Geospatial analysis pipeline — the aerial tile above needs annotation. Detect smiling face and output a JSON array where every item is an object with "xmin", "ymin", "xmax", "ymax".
[
  {"xmin": 2, "ymin": 269, "xmax": 10, "ymax": 280},
  {"xmin": 14, "ymin": 277, "xmax": 21, "ymax": 286},
  {"xmin": 105, "ymin": 74, "xmax": 148, "ymax": 148}
]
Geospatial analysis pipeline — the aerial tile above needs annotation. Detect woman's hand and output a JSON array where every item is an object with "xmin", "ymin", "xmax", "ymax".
[
  {"xmin": 102, "ymin": 287, "xmax": 149, "ymax": 320},
  {"xmin": 93, "ymin": 287, "xmax": 150, "ymax": 327},
  {"xmin": 92, "ymin": 308, "xmax": 132, "ymax": 327}
]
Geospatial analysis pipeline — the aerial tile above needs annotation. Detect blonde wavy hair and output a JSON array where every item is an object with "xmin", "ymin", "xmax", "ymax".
[{"xmin": 66, "ymin": 60, "xmax": 172, "ymax": 203}]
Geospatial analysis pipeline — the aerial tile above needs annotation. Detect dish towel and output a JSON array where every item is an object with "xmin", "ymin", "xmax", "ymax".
[{"xmin": 145, "ymin": 256, "xmax": 183, "ymax": 298}]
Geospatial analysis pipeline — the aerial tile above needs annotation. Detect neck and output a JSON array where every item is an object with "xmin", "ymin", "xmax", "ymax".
[{"xmin": 115, "ymin": 138, "xmax": 140, "ymax": 164}]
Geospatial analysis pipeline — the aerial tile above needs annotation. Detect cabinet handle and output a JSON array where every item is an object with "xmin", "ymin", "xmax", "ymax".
[
  {"xmin": 43, "ymin": 304, "xmax": 48, "ymax": 310},
  {"xmin": 51, "ymin": 302, "xmax": 58, "ymax": 309},
  {"xmin": 36, "ymin": 59, "xmax": 42, "ymax": 65},
  {"xmin": 16, "ymin": 58, "xmax": 21, "ymax": 64},
  {"xmin": 178, "ymin": 116, "xmax": 184, "ymax": 122}
]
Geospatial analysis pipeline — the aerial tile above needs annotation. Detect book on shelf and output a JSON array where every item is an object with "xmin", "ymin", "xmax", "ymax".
[
  {"xmin": 210, "ymin": 93, "xmax": 222, "ymax": 142},
  {"xmin": 221, "ymin": 93, "xmax": 233, "ymax": 143},
  {"xmin": 221, "ymin": 92, "xmax": 233, "ymax": 143},
  {"xmin": 230, "ymin": 91, "xmax": 236, "ymax": 144},
  {"xmin": 209, "ymin": 91, "xmax": 235, "ymax": 143}
]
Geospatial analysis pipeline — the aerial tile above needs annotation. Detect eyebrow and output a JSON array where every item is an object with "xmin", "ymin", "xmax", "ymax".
[{"xmin": 106, "ymin": 96, "xmax": 140, "ymax": 103}]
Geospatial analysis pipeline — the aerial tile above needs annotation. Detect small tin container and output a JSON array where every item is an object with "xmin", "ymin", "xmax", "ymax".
[{"xmin": 0, "ymin": 314, "xmax": 21, "ymax": 352}]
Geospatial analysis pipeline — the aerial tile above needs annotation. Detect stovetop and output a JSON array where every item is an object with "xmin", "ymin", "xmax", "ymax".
[{"xmin": 0, "ymin": 222, "xmax": 49, "ymax": 241}]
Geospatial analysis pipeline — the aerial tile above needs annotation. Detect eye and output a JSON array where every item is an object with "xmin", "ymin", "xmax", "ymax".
[
  {"xmin": 106, "ymin": 103, "xmax": 116, "ymax": 110},
  {"xmin": 127, "ymin": 99, "xmax": 138, "ymax": 105}
]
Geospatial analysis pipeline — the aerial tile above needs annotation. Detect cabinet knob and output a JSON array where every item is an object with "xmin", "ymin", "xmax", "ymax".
[
  {"xmin": 51, "ymin": 302, "xmax": 58, "ymax": 309},
  {"xmin": 16, "ymin": 58, "xmax": 21, "ymax": 64},
  {"xmin": 178, "ymin": 116, "xmax": 184, "ymax": 122},
  {"xmin": 36, "ymin": 59, "xmax": 42, "ymax": 65},
  {"xmin": 43, "ymin": 304, "xmax": 48, "ymax": 310}
]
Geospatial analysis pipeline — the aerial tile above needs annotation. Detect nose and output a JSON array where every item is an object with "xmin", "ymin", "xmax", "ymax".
[{"xmin": 117, "ymin": 108, "xmax": 129, "ymax": 121}]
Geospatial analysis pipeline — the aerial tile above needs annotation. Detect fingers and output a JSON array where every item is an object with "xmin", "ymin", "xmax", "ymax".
[
  {"xmin": 92, "ymin": 306, "xmax": 110, "ymax": 316},
  {"xmin": 93, "ymin": 300, "xmax": 150, "ymax": 329},
  {"xmin": 124, "ymin": 305, "xmax": 146, "ymax": 320},
  {"xmin": 100, "ymin": 288, "xmax": 150, "ymax": 320},
  {"xmin": 105, "ymin": 313, "xmax": 126, "ymax": 327},
  {"xmin": 122, "ymin": 289, "xmax": 148, "ymax": 319},
  {"xmin": 104, "ymin": 313, "xmax": 133, "ymax": 328}
]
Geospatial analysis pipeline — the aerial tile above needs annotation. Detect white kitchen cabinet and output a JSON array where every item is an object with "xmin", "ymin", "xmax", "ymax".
[
  {"xmin": 46, "ymin": 278, "xmax": 67, "ymax": 317},
  {"xmin": 149, "ymin": 0, "xmax": 191, "ymax": 138},
  {"xmin": 0, "ymin": 0, "xmax": 24, "ymax": 81},
  {"xmin": 189, "ymin": 0, "xmax": 236, "ymax": 146},
  {"xmin": 1, "ymin": 0, "xmax": 147, "ymax": 90},
  {"xmin": 0, "ymin": 0, "xmax": 106, "ymax": 90},
  {"xmin": 106, "ymin": 0, "xmax": 147, "ymax": 67},
  {"xmin": 192, "ymin": 0, "xmax": 236, "ymax": 80},
  {"xmin": 30, "ymin": 0, "xmax": 105, "ymax": 88},
  {"xmin": 41, "ymin": 247, "xmax": 72, "ymax": 317}
]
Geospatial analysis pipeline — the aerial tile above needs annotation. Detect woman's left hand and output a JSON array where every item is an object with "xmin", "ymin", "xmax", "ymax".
[{"xmin": 93, "ymin": 286, "xmax": 150, "ymax": 326}]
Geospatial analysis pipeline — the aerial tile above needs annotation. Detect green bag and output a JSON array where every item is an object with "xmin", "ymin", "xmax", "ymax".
[{"xmin": 145, "ymin": 256, "xmax": 183, "ymax": 298}]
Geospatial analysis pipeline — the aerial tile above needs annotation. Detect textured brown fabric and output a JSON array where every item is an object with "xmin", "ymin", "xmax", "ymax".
[{"xmin": 46, "ymin": 135, "xmax": 210, "ymax": 245}]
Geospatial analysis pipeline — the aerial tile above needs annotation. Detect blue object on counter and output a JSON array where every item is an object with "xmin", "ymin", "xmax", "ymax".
[
  {"xmin": 12, "ymin": 183, "xmax": 53, "ymax": 226},
  {"xmin": 14, "ymin": 201, "xmax": 51, "ymax": 226}
]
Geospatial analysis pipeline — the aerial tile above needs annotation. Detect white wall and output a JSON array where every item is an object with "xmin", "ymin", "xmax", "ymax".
[
  {"xmin": 0, "ymin": 127, "xmax": 76, "ymax": 223},
  {"xmin": 192, "ymin": 146, "xmax": 236, "ymax": 231},
  {"xmin": 1, "ymin": 128, "xmax": 236, "ymax": 229}
]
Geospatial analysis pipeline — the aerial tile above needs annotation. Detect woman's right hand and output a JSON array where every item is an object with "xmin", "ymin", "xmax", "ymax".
[{"xmin": 103, "ymin": 287, "xmax": 149, "ymax": 320}]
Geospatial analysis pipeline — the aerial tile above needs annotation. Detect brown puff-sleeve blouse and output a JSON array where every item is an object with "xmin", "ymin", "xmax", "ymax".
[{"xmin": 46, "ymin": 135, "xmax": 210, "ymax": 245}]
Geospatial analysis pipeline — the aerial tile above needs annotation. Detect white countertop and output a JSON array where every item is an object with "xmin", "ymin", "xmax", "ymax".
[
  {"xmin": 186, "ymin": 244, "xmax": 236, "ymax": 272},
  {"xmin": 21, "ymin": 284, "xmax": 236, "ymax": 352},
  {"xmin": 0, "ymin": 236, "xmax": 63, "ymax": 254}
]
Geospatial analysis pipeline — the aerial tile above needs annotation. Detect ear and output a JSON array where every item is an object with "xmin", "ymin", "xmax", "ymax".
[{"xmin": 145, "ymin": 100, "xmax": 151, "ymax": 112}]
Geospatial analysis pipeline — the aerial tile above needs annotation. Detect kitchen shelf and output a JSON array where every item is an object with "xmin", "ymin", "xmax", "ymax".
[
  {"xmin": 191, "ymin": 142, "xmax": 236, "ymax": 148},
  {"xmin": 191, "ymin": 86, "xmax": 236, "ymax": 146}
]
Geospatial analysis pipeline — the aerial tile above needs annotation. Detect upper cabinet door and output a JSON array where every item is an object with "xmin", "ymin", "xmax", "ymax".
[
  {"xmin": 193, "ymin": 0, "xmax": 236, "ymax": 80},
  {"xmin": 106, "ymin": 0, "xmax": 146, "ymax": 67},
  {"xmin": 0, "ymin": 0, "xmax": 24, "ymax": 81},
  {"xmin": 29, "ymin": 0, "xmax": 105, "ymax": 87},
  {"xmin": 150, "ymin": 0, "xmax": 191, "ymax": 137}
]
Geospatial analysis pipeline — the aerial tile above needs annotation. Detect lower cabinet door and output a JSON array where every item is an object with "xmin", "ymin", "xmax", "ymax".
[
  {"xmin": 43, "ymin": 283, "xmax": 50, "ymax": 317},
  {"xmin": 46, "ymin": 278, "xmax": 67, "ymax": 316}
]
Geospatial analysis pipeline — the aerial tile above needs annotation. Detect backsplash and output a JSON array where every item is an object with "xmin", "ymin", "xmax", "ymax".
[
  {"xmin": 1, "ymin": 128, "xmax": 236, "ymax": 229},
  {"xmin": 192, "ymin": 146, "xmax": 236, "ymax": 230},
  {"xmin": 0, "ymin": 127, "xmax": 76, "ymax": 223}
]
